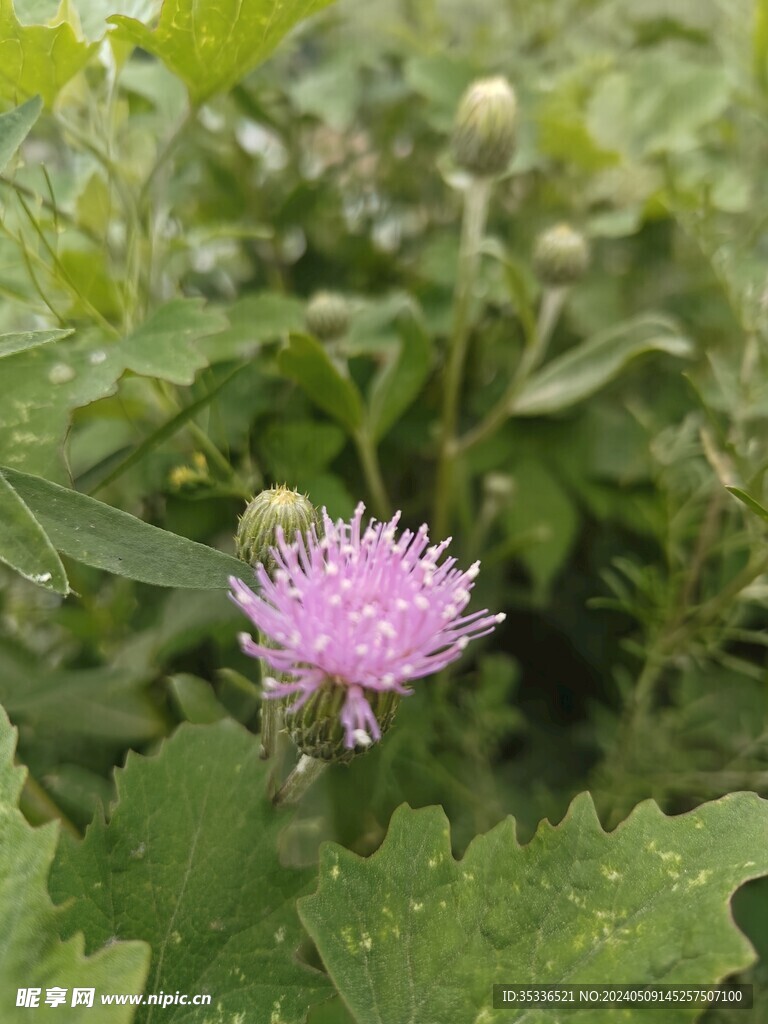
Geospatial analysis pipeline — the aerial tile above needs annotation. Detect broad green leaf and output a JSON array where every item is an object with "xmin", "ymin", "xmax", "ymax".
[
  {"xmin": 0, "ymin": 95, "xmax": 41, "ymax": 172},
  {"xmin": 108, "ymin": 0, "xmax": 336, "ymax": 104},
  {"xmin": 0, "ymin": 637, "xmax": 164, "ymax": 746},
  {"xmin": 50, "ymin": 721, "xmax": 332, "ymax": 1023},
  {"xmin": 3, "ymin": 467, "xmax": 251, "ymax": 589},
  {"xmin": 367, "ymin": 314, "xmax": 432, "ymax": 442},
  {"xmin": 0, "ymin": 328, "xmax": 72, "ymax": 359},
  {"xmin": 278, "ymin": 332, "xmax": 364, "ymax": 434},
  {"xmin": 120, "ymin": 299, "xmax": 225, "ymax": 386},
  {"xmin": 0, "ymin": 705, "xmax": 150, "ymax": 1022},
  {"xmin": 726, "ymin": 486, "xmax": 768, "ymax": 524},
  {"xmin": 512, "ymin": 316, "xmax": 693, "ymax": 417},
  {"xmin": 0, "ymin": 0, "xmax": 95, "ymax": 107},
  {"xmin": 0, "ymin": 470, "xmax": 68, "ymax": 594},
  {"xmin": 300, "ymin": 794, "xmax": 768, "ymax": 1024}
]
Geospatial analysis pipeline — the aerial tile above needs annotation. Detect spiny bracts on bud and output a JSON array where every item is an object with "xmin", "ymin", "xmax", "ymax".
[
  {"xmin": 451, "ymin": 76, "xmax": 518, "ymax": 178},
  {"xmin": 533, "ymin": 224, "xmax": 590, "ymax": 287},
  {"xmin": 235, "ymin": 486, "xmax": 319, "ymax": 578},
  {"xmin": 305, "ymin": 291, "xmax": 350, "ymax": 341},
  {"xmin": 288, "ymin": 681, "xmax": 400, "ymax": 763},
  {"xmin": 230, "ymin": 503, "xmax": 505, "ymax": 754}
]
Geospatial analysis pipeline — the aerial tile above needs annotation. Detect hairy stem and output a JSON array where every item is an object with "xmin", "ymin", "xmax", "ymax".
[
  {"xmin": 273, "ymin": 755, "xmax": 328, "ymax": 807},
  {"xmin": 456, "ymin": 285, "xmax": 567, "ymax": 456},
  {"xmin": 433, "ymin": 178, "xmax": 492, "ymax": 537},
  {"xmin": 354, "ymin": 427, "xmax": 392, "ymax": 520}
]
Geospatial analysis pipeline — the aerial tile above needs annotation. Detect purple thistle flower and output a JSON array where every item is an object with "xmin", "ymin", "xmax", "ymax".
[{"xmin": 229, "ymin": 502, "xmax": 505, "ymax": 750}]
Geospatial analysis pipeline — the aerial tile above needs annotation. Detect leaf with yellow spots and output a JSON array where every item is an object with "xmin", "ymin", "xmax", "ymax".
[
  {"xmin": 49, "ymin": 721, "xmax": 332, "ymax": 1023},
  {"xmin": 0, "ymin": 0, "xmax": 96, "ymax": 107},
  {"xmin": 0, "ymin": 705, "xmax": 149, "ymax": 1022},
  {"xmin": 299, "ymin": 794, "xmax": 768, "ymax": 1023},
  {"xmin": 108, "ymin": 0, "xmax": 337, "ymax": 104}
]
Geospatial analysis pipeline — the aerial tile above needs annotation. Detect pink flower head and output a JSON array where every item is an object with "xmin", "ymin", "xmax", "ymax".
[{"xmin": 230, "ymin": 502, "xmax": 505, "ymax": 749}]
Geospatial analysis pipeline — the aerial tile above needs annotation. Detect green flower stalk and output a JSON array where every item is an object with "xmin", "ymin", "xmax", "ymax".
[
  {"xmin": 435, "ymin": 76, "xmax": 518, "ymax": 536},
  {"xmin": 451, "ymin": 76, "xmax": 518, "ymax": 178}
]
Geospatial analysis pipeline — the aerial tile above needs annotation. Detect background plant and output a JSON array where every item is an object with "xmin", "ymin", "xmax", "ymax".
[{"xmin": 2, "ymin": 0, "xmax": 768, "ymax": 1020}]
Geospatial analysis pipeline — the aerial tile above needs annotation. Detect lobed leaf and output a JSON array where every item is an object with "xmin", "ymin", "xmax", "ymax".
[
  {"xmin": 300, "ymin": 793, "xmax": 768, "ymax": 1024},
  {"xmin": 50, "ymin": 720, "xmax": 332, "ymax": 1024},
  {"xmin": 119, "ymin": 299, "xmax": 225, "ymax": 386},
  {"xmin": 0, "ymin": 705, "xmax": 150, "ymax": 1022},
  {"xmin": 0, "ymin": 1, "xmax": 95, "ymax": 107},
  {"xmin": 0, "ymin": 328, "xmax": 73, "ymax": 360},
  {"xmin": 109, "ymin": 0, "xmax": 336, "ymax": 104}
]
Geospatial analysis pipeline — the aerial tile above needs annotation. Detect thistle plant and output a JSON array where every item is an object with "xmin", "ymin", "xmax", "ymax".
[
  {"xmin": 231, "ymin": 499, "xmax": 504, "ymax": 802},
  {"xmin": 2, "ymin": 1, "xmax": 768, "ymax": 1018},
  {"xmin": 434, "ymin": 75, "xmax": 518, "ymax": 537}
]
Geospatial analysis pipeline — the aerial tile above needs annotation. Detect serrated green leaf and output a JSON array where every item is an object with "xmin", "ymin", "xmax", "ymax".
[
  {"xmin": 368, "ymin": 314, "xmax": 432, "ymax": 442},
  {"xmin": 108, "ymin": 0, "xmax": 336, "ymax": 104},
  {"xmin": 0, "ymin": 1, "xmax": 95, "ymax": 107},
  {"xmin": 3, "ymin": 466, "xmax": 251, "ymax": 590},
  {"xmin": 278, "ymin": 332, "xmax": 364, "ymax": 433},
  {"xmin": 50, "ymin": 721, "xmax": 332, "ymax": 1024},
  {"xmin": 0, "ymin": 470, "xmax": 68, "ymax": 594},
  {"xmin": 0, "ymin": 328, "xmax": 73, "ymax": 359},
  {"xmin": 120, "ymin": 299, "xmax": 225, "ymax": 386},
  {"xmin": 726, "ymin": 486, "xmax": 768, "ymax": 524},
  {"xmin": 300, "ymin": 793, "xmax": 768, "ymax": 1024},
  {"xmin": 0, "ymin": 95, "xmax": 42, "ymax": 172},
  {"xmin": 512, "ymin": 316, "xmax": 693, "ymax": 417},
  {"xmin": 0, "ymin": 705, "xmax": 150, "ymax": 1022}
]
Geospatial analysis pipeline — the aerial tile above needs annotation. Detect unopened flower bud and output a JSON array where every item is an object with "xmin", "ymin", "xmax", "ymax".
[
  {"xmin": 288, "ymin": 680, "xmax": 400, "ymax": 764},
  {"xmin": 305, "ymin": 291, "xmax": 350, "ymax": 341},
  {"xmin": 451, "ymin": 76, "xmax": 518, "ymax": 178},
  {"xmin": 533, "ymin": 224, "xmax": 589, "ymax": 287},
  {"xmin": 236, "ymin": 486, "xmax": 319, "ymax": 578}
]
